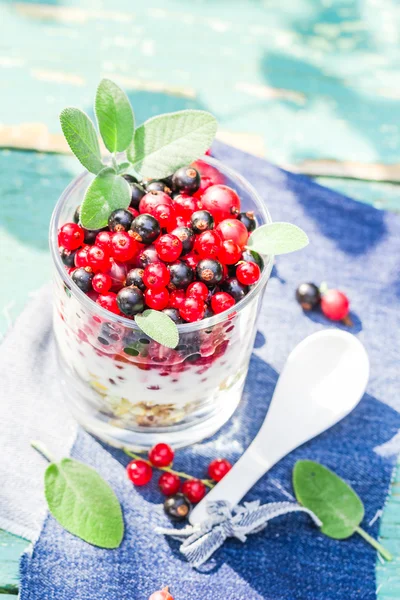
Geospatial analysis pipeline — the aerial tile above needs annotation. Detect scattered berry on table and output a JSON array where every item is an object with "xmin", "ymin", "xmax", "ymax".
[
  {"xmin": 181, "ymin": 479, "xmax": 206, "ymax": 504},
  {"xmin": 196, "ymin": 259, "xmax": 224, "ymax": 286},
  {"xmin": 125, "ymin": 268, "xmax": 146, "ymax": 291},
  {"xmin": 218, "ymin": 240, "xmax": 242, "ymax": 265},
  {"xmin": 321, "ymin": 289, "xmax": 350, "ymax": 321},
  {"xmin": 111, "ymin": 231, "xmax": 138, "ymax": 262},
  {"xmin": 117, "ymin": 286, "xmax": 145, "ymax": 316},
  {"xmin": 201, "ymin": 184, "xmax": 240, "ymax": 223},
  {"xmin": 190, "ymin": 209, "xmax": 214, "ymax": 233},
  {"xmin": 171, "ymin": 226, "xmax": 195, "ymax": 255},
  {"xmin": 148, "ymin": 587, "xmax": 174, "ymax": 600},
  {"xmin": 130, "ymin": 213, "xmax": 161, "ymax": 244},
  {"xmin": 155, "ymin": 234, "xmax": 183, "ymax": 262},
  {"xmin": 164, "ymin": 492, "xmax": 192, "ymax": 520},
  {"xmin": 194, "ymin": 230, "xmax": 222, "ymax": 259},
  {"xmin": 87, "ymin": 245, "xmax": 112, "ymax": 273},
  {"xmin": 145, "ymin": 287, "xmax": 170, "ymax": 310},
  {"xmin": 126, "ymin": 459, "xmax": 153, "ymax": 486},
  {"xmin": 96, "ymin": 292, "xmax": 121, "ymax": 315},
  {"xmin": 158, "ymin": 472, "xmax": 181, "ymax": 496},
  {"xmin": 92, "ymin": 272, "xmax": 112, "ymax": 294},
  {"xmin": 143, "ymin": 263, "xmax": 171, "ymax": 290},
  {"xmin": 58, "ymin": 223, "xmax": 84, "ymax": 250},
  {"xmin": 172, "ymin": 166, "xmax": 200, "ymax": 194},
  {"xmin": 208, "ymin": 458, "xmax": 232, "ymax": 481},
  {"xmin": 108, "ymin": 208, "xmax": 134, "ymax": 232},
  {"xmin": 221, "ymin": 277, "xmax": 248, "ymax": 302},
  {"xmin": 72, "ymin": 267, "xmax": 93, "ymax": 292},
  {"xmin": 211, "ymin": 292, "xmax": 235, "ymax": 314},
  {"xmin": 186, "ymin": 281, "xmax": 209, "ymax": 302},
  {"xmin": 60, "ymin": 247, "xmax": 77, "ymax": 267},
  {"xmin": 179, "ymin": 297, "xmax": 205, "ymax": 322},
  {"xmin": 216, "ymin": 218, "xmax": 248, "ymax": 248},
  {"xmin": 238, "ymin": 211, "xmax": 257, "ymax": 232},
  {"xmin": 168, "ymin": 261, "xmax": 194, "ymax": 289},
  {"xmin": 236, "ymin": 261, "xmax": 261, "ymax": 285},
  {"xmin": 295, "ymin": 282, "xmax": 321, "ymax": 311}
]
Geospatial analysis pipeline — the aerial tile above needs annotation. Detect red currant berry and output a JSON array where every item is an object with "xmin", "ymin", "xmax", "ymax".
[
  {"xmin": 208, "ymin": 458, "xmax": 232, "ymax": 482},
  {"xmin": 321, "ymin": 289, "xmax": 350, "ymax": 321},
  {"xmin": 96, "ymin": 292, "xmax": 121, "ymax": 315},
  {"xmin": 92, "ymin": 272, "xmax": 112, "ymax": 294},
  {"xmin": 194, "ymin": 230, "xmax": 222, "ymax": 259},
  {"xmin": 179, "ymin": 297, "xmax": 205, "ymax": 322},
  {"xmin": 152, "ymin": 204, "xmax": 177, "ymax": 232},
  {"xmin": 149, "ymin": 442, "xmax": 175, "ymax": 467},
  {"xmin": 149, "ymin": 587, "xmax": 174, "ymax": 600},
  {"xmin": 143, "ymin": 263, "xmax": 170, "ymax": 290},
  {"xmin": 158, "ymin": 472, "xmax": 181, "ymax": 496},
  {"xmin": 182, "ymin": 252, "xmax": 199, "ymax": 270},
  {"xmin": 218, "ymin": 240, "xmax": 242, "ymax": 265},
  {"xmin": 95, "ymin": 230, "xmax": 113, "ymax": 252},
  {"xmin": 128, "ymin": 207, "xmax": 139, "ymax": 218},
  {"xmin": 173, "ymin": 194, "xmax": 200, "ymax": 219},
  {"xmin": 155, "ymin": 234, "xmax": 183, "ymax": 262},
  {"xmin": 216, "ymin": 218, "xmax": 248, "ymax": 248},
  {"xmin": 87, "ymin": 245, "xmax": 112, "ymax": 273},
  {"xmin": 105, "ymin": 260, "xmax": 128, "ymax": 290},
  {"xmin": 139, "ymin": 191, "xmax": 172, "ymax": 214},
  {"xmin": 74, "ymin": 245, "xmax": 90, "ymax": 268},
  {"xmin": 111, "ymin": 231, "xmax": 138, "ymax": 262},
  {"xmin": 58, "ymin": 223, "xmax": 84, "ymax": 250},
  {"xmin": 186, "ymin": 281, "xmax": 209, "ymax": 302},
  {"xmin": 168, "ymin": 289, "xmax": 186, "ymax": 309},
  {"xmin": 211, "ymin": 292, "xmax": 235, "ymax": 314},
  {"xmin": 201, "ymin": 185, "xmax": 240, "ymax": 224},
  {"xmin": 126, "ymin": 459, "xmax": 152, "ymax": 486},
  {"xmin": 145, "ymin": 287, "xmax": 169, "ymax": 310},
  {"xmin": 236, "ymin": 262, "xmax": 261, "ymax": 285},
  {"xmin": 181, "ymin": 479, "xmax": 206, "ymax": 504}
]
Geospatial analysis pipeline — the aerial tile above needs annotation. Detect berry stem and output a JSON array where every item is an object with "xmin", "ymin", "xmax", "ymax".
[
  {"xmin": 355, "ymin": 526, "xmax": 392, "ymax": 561},
  {"xmin": 123, "ymin": 448, "xmax": 215, "ymax": 489},
  {"xmin": 31, "ymin": 440, "xmax": 56, "ymax": 463}
]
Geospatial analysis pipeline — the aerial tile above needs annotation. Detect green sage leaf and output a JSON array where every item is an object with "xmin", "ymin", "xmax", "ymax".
[
  {"xmin": 80, "ymin": 167, "xmax": 131, "ymax": 229},
  {"xmin": 135, "ymin": 309, "xmax": 179, "ymax": 349},
  {"xmin": 293, "ymin": 460, "xmax": 363, "ymax": 539},
  {"xmin": 247, "ymin": 222, "xmax": 309, "ymax": 256},
  {"xmin": 95, "ymin": 78, "xmax": 134, "ymax": 153},
  {"xmin": 60, "ymin": 107, "xmax": 103, "ymax": 174},
  {"xmin": 127, "ymin": 110, "xmax": 217, "ymax": 179},
  {"xmin": 45, "ymin": 458, "xmax": 124, "ymax": 548}
]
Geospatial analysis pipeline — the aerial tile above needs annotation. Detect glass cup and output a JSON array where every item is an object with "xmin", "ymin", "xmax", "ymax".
[{"xmin": 50, "ymin": 157, "xmax": 273, "ymax": 449}]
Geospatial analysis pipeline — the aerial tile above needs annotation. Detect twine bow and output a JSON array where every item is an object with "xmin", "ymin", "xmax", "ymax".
[{"xmin": 156, "ymin": 500, "xmax": 321, "ymax": 567}]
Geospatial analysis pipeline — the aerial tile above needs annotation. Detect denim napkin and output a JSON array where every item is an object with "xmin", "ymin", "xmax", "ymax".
[{"xmin": 4, "ymin": 142, "xmax": 400, "ymax": 600}]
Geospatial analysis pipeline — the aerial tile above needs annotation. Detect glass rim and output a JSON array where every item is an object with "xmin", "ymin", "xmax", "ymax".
[{"xmin": 49, "ymin": 155, "xmax": 274, "ymax": 333}]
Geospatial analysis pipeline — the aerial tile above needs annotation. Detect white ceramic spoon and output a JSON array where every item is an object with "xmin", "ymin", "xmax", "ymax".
[{"xmin": 190, "ymin": 329, "xmax": 369, "ymax": 525}]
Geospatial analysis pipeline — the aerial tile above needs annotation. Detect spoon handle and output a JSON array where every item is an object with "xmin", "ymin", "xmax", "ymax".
[{"xmin": 189, "ymin": 445, "xmax": 274, "ymax": 524}]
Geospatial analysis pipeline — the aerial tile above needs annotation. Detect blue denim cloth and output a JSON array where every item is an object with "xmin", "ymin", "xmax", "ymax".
[{"xmin": 20, "ymin": 143, "xmax": 400, "ymax": 599}]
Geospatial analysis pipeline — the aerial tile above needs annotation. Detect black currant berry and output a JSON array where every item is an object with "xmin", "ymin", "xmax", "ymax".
[
  {"xmin": 108, "ymin": 208, "xmax": 133, "ymax": 232},
  {"xmin": 130, "ymin": 214, "xmax": 160, "ymax": 244},
  {"xmin": 72, "ymin": 267, "xmax": 93, "ymax": 293},
  {"xmin": 125, "ymin": 268, "xmax": 146, "ymax": 291},
  {"xmin": 241, "ymin": 249, "xmax": 263, "ymax": 269},
  {"xmin": 295, "ymin": 282, "xmax": 321, "ymax": 311},
  {"xmin": 123, "ymin": 174, "xmax": 138, "ymax": 184},
  {"xmin": 145, "ymin": 179, "xmax": 172, "ymax": 195},
  {"xmin": 123, "ymin": 175, "xmax": 146, "ymax": 209},
  {"xmin": 171, "ymin": 226, "xmax": 195, "ymax": 255},
  {"xmin": 116, "ymin": 286, "xmax": 145, "ymax": 316},
  {"xmin": 134, "ymin": 245, "xmax": 160, "ymax": 268},
  {"xmin": 73, "ymin": 205, "xmax": 80, "ymax": 224},
  {"xmin": 84, "ymin": 227, "xmax": 104, "ymax": 244},
  {"xmin": 196, "ymin": 259, "xmax": 224, "ymax": 287},
  {"xmin": 238, "ymin": 211, "xmax": 257, "ymax": 233},
  {"xmin": 162, "ymin": 307, "xmax": 184, "ymax": 324},
  {"xmin": 60, "ymin": 247, "xmax": 77, "ymax": 267},
  {"xmin": 221, "ymin": 277, "xmax": 248, "ymax": 302},
  {"xmin": 164, "ymin": 493, "xmax": 192, "ymax": 521},
  {"xmin": 172, "ymin": 166, "xmax": 200, "ymax": 194},
  {"xmin": 190, "ymin": 210, "xmax": 214, "ymax": 234},
  {"xmin": 168, "ymin": 261, "xmax": 194, "ymax": 290}
]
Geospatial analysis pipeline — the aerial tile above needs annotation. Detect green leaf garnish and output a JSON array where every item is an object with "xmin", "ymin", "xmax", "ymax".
[
  {"xmin": 135, "ymin": 309, "xmax": 179, "ymax": 349},
  {"xmin": 293, "ymin": 460, "xmax": 392, "ymax": 560},
  {"xmin": 127, "ymin": 110, "xmax": 217, "ymax": 179},
  {"xmin": 247, "ymin": 222, "xmax": 309, "ymax": 255},
  {"xmin": 31, "ymin": 441, "xmax": 124, "ymax": 549},
  {"xmin": 95, "ymin": 78, "xmax": 134, "ymax": 153},
  {"xmin": 60, "ymin": 107, "xmax": 103, "ymax": 174},
  {"xmin": 80, "ymin": 167, "xmax": 131, "ymax": 229}
]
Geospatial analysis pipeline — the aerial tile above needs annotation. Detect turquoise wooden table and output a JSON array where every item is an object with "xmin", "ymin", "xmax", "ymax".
[{"xmin": 1, "ymin": 0, "xmax": 400, "ymax": 596}]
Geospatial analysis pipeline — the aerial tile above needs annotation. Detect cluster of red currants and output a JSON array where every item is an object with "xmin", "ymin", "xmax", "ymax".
[
  {"xmin": 58, "ymin": 161, "xmax": 262, "ymax": 323},
  {"xmin": 126, "ymin": 442, "xmax": 232, "ymax": 517}
]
